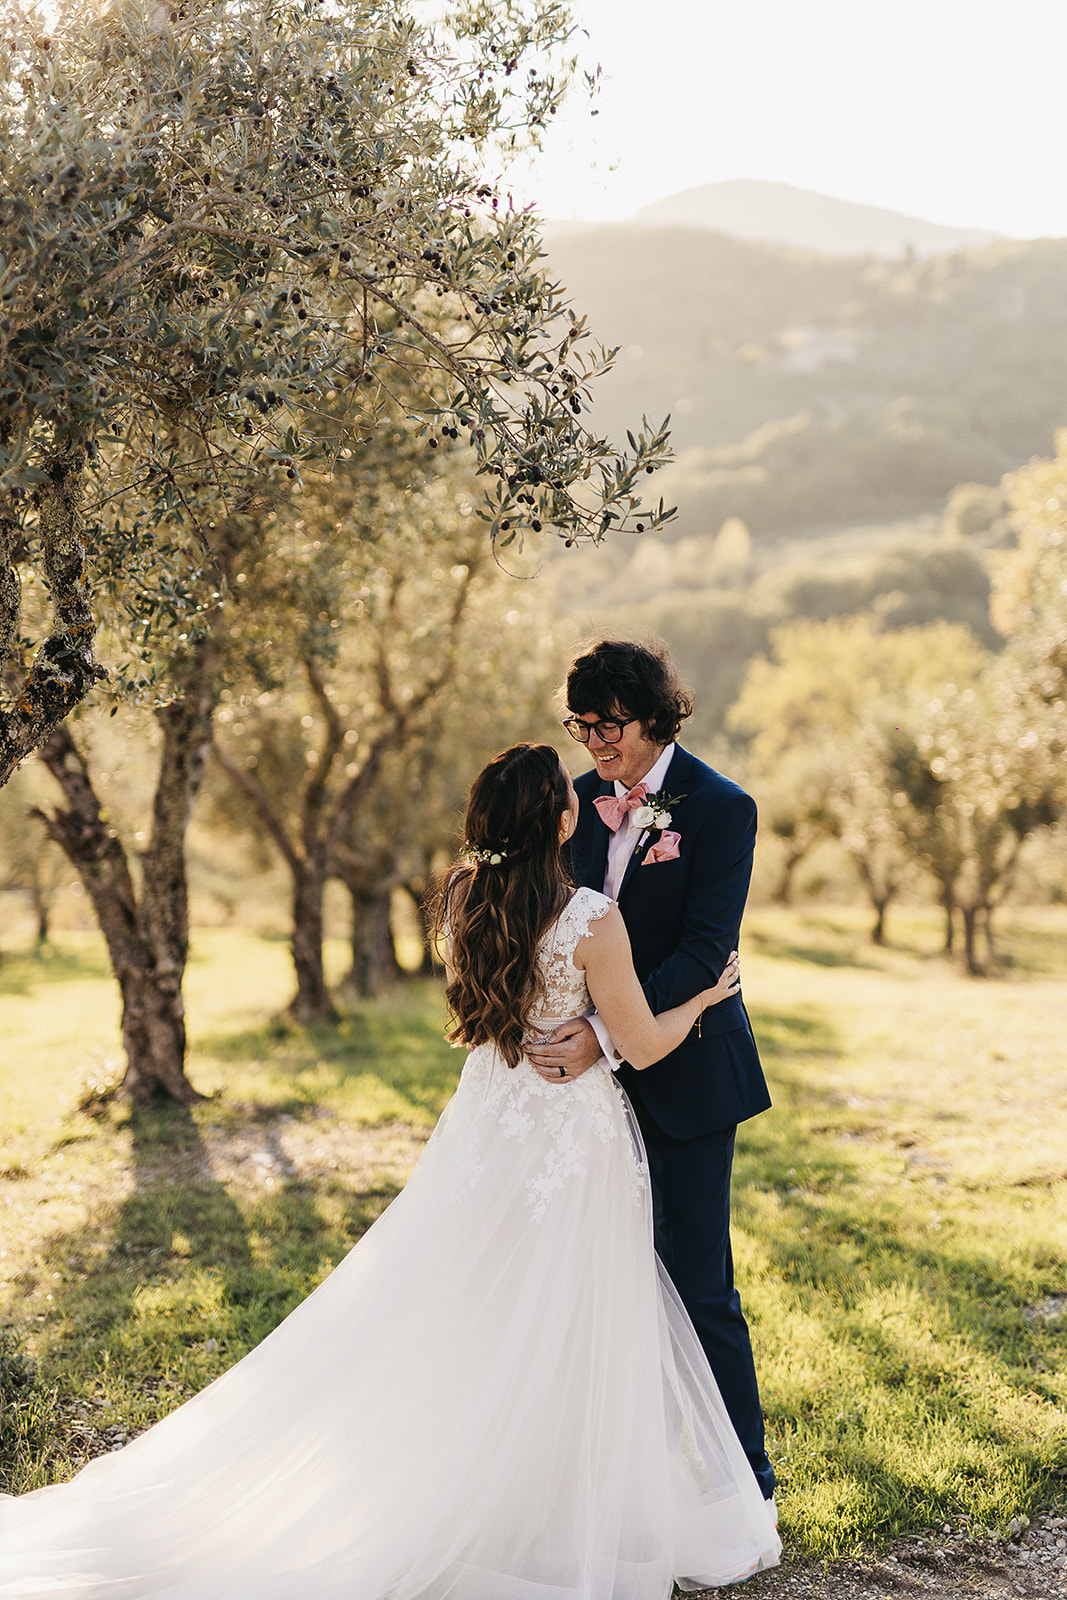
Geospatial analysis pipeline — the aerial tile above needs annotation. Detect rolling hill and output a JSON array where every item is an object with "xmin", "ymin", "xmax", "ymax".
[
  {"xmin": 541, "ymin": 223, "xmax": 1067, "ymax": 540},
  {"xmin": 632, "ymin": 180, "xmax": 1000, "ymax": 259}
]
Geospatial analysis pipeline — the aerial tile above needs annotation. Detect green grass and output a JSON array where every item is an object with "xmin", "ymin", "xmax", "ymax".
[
  {"xmin": 739, "ymin": 905, "xmax": 1067, "ymax": 1553},
  {"xmin": 0, "ymin": 909, "xmax": 1064, "ymax": 1555}
]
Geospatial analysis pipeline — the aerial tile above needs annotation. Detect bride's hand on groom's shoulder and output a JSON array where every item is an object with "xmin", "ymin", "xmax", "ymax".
[{"xmin": 526, "ymin": 1018, "xmax": 603, "ymax": 1083}]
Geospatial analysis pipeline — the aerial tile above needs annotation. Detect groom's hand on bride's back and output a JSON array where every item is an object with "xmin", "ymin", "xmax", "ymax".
[{"xmin": 526, "ymin": 1018, "xmax": 603, "ymax": 1082}]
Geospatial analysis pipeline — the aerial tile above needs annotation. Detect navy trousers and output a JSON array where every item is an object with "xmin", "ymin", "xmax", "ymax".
[{"xmin": 641, "ymin": 1120, "xmax": 775, "ymax": 1501}]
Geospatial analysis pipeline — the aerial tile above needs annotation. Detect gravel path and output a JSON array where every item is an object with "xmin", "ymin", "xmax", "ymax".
[{"xmin": 682, "ymin": 1513, "xmax": 1067, "ymax": 1599}]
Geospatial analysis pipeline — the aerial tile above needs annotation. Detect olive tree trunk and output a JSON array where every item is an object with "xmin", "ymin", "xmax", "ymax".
[
  {"xmin": 213, "ymin": 660, "xmax": 404, "ymax": 1026},
  {"xmin": 35, "ymin": 642, "xmax": 216, "ymax": 1103},
  {"xmin": 849, "ymin": 851, "xmax": 902, "ymax": 948},
  {"xmin": 290, "ymin": 850, "xmax": 339, "ymax": 1025},
  {"xmin": 772, "ymin": 843, "xmax": 809, "ymax": 907},
  {"xmin": 339, "ymin": 872, "xmax": 399, "ymax": 998}
]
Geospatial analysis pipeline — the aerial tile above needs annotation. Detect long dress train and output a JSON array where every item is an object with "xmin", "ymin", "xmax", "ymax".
[{"xmin": 0, "ymin": 888, "xmax": 781, "ymax": 1598}]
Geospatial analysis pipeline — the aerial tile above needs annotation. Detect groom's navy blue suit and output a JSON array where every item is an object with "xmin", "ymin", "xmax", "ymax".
[{"xmin": 571, "ymin": 744, "xmax": 775, "ymax": 1498}]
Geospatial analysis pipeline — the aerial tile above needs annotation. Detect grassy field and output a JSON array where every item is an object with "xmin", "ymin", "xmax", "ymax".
[{"xmin": 0, "ymin": 907, "xmax": 1064, "ymax": 1559}]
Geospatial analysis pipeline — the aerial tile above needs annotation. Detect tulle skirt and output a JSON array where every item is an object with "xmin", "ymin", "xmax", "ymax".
[{"xmin": 0, "ymin": 1046, "xmax": 780, "ymax": 1598}]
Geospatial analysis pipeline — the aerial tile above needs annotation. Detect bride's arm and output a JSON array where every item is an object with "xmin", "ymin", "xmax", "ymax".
[{"xmin": 576, "ymin": 903, "xmax": 738, "ymax": 1070}]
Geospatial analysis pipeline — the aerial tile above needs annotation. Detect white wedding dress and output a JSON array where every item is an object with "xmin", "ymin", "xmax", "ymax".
[{"xmin": 0, "ymin": 889, "xmax": 780, "ymax": 1599}]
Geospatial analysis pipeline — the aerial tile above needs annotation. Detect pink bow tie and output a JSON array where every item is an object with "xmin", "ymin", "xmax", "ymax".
[{"xmin": 593, "ymin": 782, "xmax": 648, "ymax": 832}]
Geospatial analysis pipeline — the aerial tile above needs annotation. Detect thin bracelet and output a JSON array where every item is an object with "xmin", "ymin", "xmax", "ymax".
[{"xmin": 695, "ymin": 994, "xmax": 707, "ymax": 1039}]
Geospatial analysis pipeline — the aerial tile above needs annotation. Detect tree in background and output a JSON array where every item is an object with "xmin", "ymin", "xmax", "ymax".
[
  {"xmin": 890, "ymin": 677, "xmax": 1061, "ymax": 972},
  {"xmin": 331, "ymin": 602, "xmax": 564, "ymax": 996},
  {"xmin": 210, "ymin": 474, "xmax": 478, "ymax": 1022},
  {"xmin": 831, "ymin": 730, "xmax": 914, "ymax": 946},
  {"xmin": 727, "ymin": 616, "xmax": 989, "ymax": 940},
  {"xmin": 995, "ymin": 432, "xmax": 1067, "ymax": 732},
  {"xmin": 0, "ymin": 765, "xmax": 73, "ymax": 948},
  {"xmin": 882, "ymin": 725, "xmax": 964, "ymax": 956},
  {"xmin": 209, "ymin": 439, "xmax": 564, "ymax": 1021},
  {"xmin": 885, "ymin": 433, "xmax": 1067, "ymax": 969},
  {"xmin": 0, "ymin": 0, "xmax": 673, "ymax": 786}
]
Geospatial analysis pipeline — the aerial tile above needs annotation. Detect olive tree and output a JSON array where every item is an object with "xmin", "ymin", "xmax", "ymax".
[
  {"xmin": 726, "ymin": 616, "xmax": 987, "ymax": 932},
  {"xmin": 996, "ymin": 431, "xmax": 1067, "ymax": 730},
  {"xmin": 0, "ymin": 0, "xmax": 672, "ymax": 784},
  {"xmin": 890, "ymin": 678, "xmax": 1061, "ymax": 971},
  {"xmin": 2, "ymin": 0, "xmax": 672, "ymax": 1099},
  {"xmin": 210, "ymin": 438, "xmax": 561, "ymax": 1022}
]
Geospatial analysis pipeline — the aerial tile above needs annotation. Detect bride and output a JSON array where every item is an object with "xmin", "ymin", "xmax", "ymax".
[{"xmin": 0, "ymin": 742, "xmax": 781, "ymax": 1599}]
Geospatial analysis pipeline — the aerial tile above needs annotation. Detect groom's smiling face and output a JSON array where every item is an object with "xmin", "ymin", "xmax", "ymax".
[{"xmin": 573, "ymin": 704, "xmax": 666, "ymax": 791}]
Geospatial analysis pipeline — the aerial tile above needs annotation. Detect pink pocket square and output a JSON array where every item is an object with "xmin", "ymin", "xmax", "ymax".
[{"xmin": 643, "ymin": 829, "xmax": 680, "ymax": 865}]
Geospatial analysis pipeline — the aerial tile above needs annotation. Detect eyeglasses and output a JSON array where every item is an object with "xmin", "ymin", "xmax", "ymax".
[{"xmin": 562, "ymin": 715, "xmax": 638, "ymax": 745}]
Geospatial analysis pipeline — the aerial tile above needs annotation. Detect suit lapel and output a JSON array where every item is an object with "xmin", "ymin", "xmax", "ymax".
[{"xmin": 579, "ymin": 778, "xmax": 612, "ymax": 891}]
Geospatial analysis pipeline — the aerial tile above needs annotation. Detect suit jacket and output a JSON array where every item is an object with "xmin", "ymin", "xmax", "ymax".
[{"xmin": 571, "ymin": 744, "xmax": 771, "ymax": 1140}]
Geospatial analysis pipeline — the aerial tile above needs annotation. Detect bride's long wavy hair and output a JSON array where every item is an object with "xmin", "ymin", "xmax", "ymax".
[{"xmin": 437, "ymin": 743, "xmax": 573, "ymax": 1067}]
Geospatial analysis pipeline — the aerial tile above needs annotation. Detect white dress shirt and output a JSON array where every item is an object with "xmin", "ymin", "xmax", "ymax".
[
  {"xmin": 602, "ymin": 743, "xmax": 676, "ymax": 900},
  {"xmin": 592, "ymin": 742, "xmax": 675, "ymax": 1067}
]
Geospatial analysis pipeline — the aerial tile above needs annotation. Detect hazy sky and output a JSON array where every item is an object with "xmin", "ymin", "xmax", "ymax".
[{"xmin": 503, "ymin": 0, "xmax": 1067, "ymax": 238}]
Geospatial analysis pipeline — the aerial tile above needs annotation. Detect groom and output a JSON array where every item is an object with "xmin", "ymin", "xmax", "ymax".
[{"xmin": 526, "ymin": 638, "xmax": 776, "ymax": 1504}]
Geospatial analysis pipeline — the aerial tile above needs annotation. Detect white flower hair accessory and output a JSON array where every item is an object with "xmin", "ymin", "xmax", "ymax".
[{"xmin": 466, "ymin": 842, "xmax": 507, "ymax": 866}]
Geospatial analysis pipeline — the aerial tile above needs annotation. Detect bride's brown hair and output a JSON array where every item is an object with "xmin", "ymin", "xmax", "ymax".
[{"xmin": 438, "ymin": 743, "xmax": 573, "ymax": 1067}]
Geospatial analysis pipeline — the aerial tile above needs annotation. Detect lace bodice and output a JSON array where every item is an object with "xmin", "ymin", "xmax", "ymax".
[
  {"xmin": 528, "ymin": 887, "xmax": 614, "ymax": 1030},
  {"xmin": 436, "ymin": 888, "xmax": 642, "ymax": 1224}
]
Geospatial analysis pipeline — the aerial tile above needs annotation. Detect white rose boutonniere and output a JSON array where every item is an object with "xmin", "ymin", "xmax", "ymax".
[{"xmin": 634, "ymin": 790, "xmax": 684, "ymax": 832}]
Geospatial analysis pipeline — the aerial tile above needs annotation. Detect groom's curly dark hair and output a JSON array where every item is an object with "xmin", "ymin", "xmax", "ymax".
[{"xmin": 565, "ymin": 638, "xmax": 694, "ymax": 744}]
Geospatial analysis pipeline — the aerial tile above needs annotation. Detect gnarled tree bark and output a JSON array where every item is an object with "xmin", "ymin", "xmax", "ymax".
[
  {"xmin": 35, "ymin": 634, "xmax": 217, "ymax": 1103},
  {"xmin": 1, "ymin": 435, "xmax": 105, "ymax": 787}
]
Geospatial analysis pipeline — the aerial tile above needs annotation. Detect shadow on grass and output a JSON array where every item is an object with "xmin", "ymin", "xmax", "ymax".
[
  {"xmin": 986, "ymin": 919, "xmax": 1067, "ymax": 979},
  {"xmin": 747, "ymin": 1003, "xmax": 842, "ymax": 1063},
  {"xmin": 745, "ymin": 925, "xmax": 884, "ymax": 971},
  {"xmin": 0, "ymin": 942, "xmax": 112, "ymax": 997},
  {"xmin": 739, "ymin": 1045, "xmax": 1063, "ymax": 1362},
  {"xmin": 44, "ymin": 1107, "xmax": 254, "ymax": 1357},
  {"xmin": 196, "ymin": 980, "xmax": 461, "ymax": 1123},
  {"xmin": 36, "ymin": 1102, "xmax": 404, "ymax": 1473}
]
